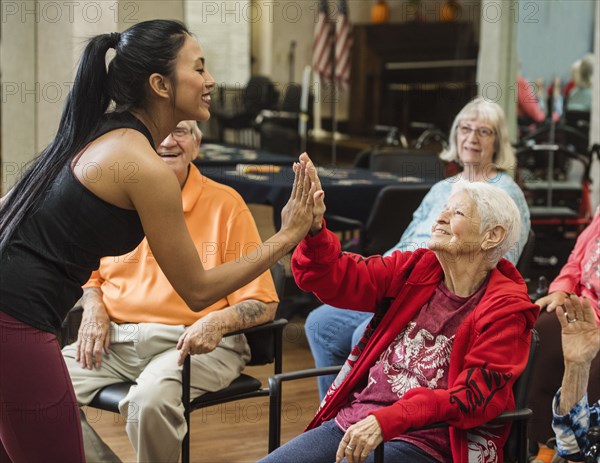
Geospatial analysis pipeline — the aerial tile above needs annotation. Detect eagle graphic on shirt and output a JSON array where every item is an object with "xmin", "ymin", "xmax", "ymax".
[{"xmin": 379, "ymin": 321, "xmax": 454, "ymax": 397}]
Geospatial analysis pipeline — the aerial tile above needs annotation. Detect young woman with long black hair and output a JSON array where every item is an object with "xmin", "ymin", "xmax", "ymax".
[{"xmin": 0, "ymin": 20, "xmax": 317, "ymax": 461}]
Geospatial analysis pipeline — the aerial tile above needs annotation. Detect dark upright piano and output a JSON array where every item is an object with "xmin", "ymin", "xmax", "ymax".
[{"xmin": 348, "ymin": 22, "xmax": 479, "ymax": 136}]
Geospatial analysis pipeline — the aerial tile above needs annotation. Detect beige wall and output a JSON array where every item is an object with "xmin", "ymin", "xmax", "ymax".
[
  {"xmin": 2, "ymin": 1, "xmax": 36, "ymax": 193},
  {"xmin": 0, "ymin": 0, "xmax": 184, "ymax": 194}
]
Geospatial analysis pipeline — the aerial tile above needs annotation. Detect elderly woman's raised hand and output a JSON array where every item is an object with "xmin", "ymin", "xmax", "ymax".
[
  {"xmin": 556, "ymin": 295, "xmax": 600, "ymax": 366},
  {"xmin": 336, "ymin": 415, "xmax": 384, "ymax": 463},
  {"xmin": 280, "ymin": 156, "xmax": 323, "ymax": 243}
]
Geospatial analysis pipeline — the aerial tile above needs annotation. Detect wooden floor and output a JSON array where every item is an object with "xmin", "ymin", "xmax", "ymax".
[{"xmin": 86, "ymin": 317, "xmax": 323, "ymax": 463}]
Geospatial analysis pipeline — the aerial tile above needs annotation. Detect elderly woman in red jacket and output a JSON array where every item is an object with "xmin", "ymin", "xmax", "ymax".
[{"xmin": 262, "ymin": 154, "xmax": 537, "ymax": 463}]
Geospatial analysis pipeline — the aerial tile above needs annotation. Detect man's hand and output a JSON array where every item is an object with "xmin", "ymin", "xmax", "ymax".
[
  {"xmin": 176, "ymin": 318, "xmax": 225, "ymax": 366},
  {"xmin": 76, "ymin": 295, "xmax": 111, "ymax": 369},
  {"xmin": 336, "ymin": 415, "xmax": 384, "ymax": 463}
]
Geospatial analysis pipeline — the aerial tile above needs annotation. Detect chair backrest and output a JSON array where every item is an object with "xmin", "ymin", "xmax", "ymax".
[
  {"xmin": 280, "ymin": 82, "xmax": 314, "ymax": 122},
  {"xmin": 280, "ymin": 84, "xmax": 302, "ymax": 112},
  {"xmin": 259, "ymin": 122, "xmax": 300, "ymax": 156},
  {"xmin": 521, "ymin": 122, "xmax": 587, "ymax": 152},
  {"xmin": 362, "ymin": 184, "xmax": 431, "ymax": 256},
  {"xmin": 564, "ymin": 109, "xmax": 590, "ymax": 132},
  {"xmin": 246, "ymin": 261, "xmax": 286, "ymax": 366},
  {"xmin": 515, "ymin": 228, "xmax": 535, "ymax": 279},
  {"xmin": 516, "ymin": 144, "xmax": 591, "ymax": 218},
  {"xmin": 369, "ymin": 149, "xmax": 445, "ymax": 183},
  {"xmin": 514, "ymin": 329, "xmax": 539, "ymax": 409},
  {"xmin": 503, "ymin": 328, "xmax": 539, "ymax": 463},
  {"xmin": 243, "ymin": 75, "xmax": 279, "ymax": 115},
  {"xmin": 352, "ymin": 149, "xmax": 373, "ymax": 168}
]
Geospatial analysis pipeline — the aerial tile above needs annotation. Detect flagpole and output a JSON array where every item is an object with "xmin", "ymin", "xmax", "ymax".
[
  {"xmin": 299, "ymin": 65, "xmax": 311, "ymax": 153},
  {"xmin": 312, "ymin": 0, "xmax": 333, "ymax": 142},
  {"xmin": 330, "ymin": 15, "xmax": 337, "ymax": 166}
]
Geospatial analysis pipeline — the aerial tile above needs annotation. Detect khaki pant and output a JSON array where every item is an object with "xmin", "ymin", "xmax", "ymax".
[{"xmin": 63, "ymin": 322, "xmax": 250, "ymax": 463}]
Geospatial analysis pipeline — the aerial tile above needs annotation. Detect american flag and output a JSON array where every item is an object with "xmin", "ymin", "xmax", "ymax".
[
  {"xmin": 335, "ymin": 0, "xmax": 353, "ymax": 88},
  {"xmin": 313, "ymin": 0, "xmax": 334, "ymax": 82}
]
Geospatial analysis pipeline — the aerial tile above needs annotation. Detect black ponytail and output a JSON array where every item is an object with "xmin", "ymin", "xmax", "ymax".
[{"xmin": 0, "ymin": 20, "xmax": 190, "ymax": 253}]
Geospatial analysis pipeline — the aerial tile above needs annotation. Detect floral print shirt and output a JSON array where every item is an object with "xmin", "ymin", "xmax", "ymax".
[{"xmin": 552, "ymin": 389, "xmax": 600, "ymax": 461}]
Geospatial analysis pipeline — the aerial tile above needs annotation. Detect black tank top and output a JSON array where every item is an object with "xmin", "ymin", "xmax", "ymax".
[{"xmin": 0, "ymin": 112, "xmax": 153, "ymax": 333}]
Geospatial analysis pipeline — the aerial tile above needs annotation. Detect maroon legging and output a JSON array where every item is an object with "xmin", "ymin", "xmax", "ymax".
[
  {"xmin": 528, "ymin": 309, "xmax": 600, "ymax": 447},
  {"xmin": 0, "ymin": 310, "xmax": 85, "ymax": 462}
]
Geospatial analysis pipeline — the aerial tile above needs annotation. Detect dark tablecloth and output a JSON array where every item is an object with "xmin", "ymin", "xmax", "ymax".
[
  {"xmin": 194, "ymin": 143, "xmax": 295, "ymax": 168},
  {"xmin": 201, "ymin": 165, "xmax": 434, "ymax": 227}
]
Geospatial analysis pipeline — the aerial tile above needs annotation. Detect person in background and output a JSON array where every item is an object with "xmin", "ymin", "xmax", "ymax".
[
  {"xmin": 562, "ymin": 61, "xmax": 580, "ymax": 102},
  {"xmin": 0, "ymin": 19, "xmax": 316, "ymax": 462},
  {"xmin": 552, "ymin": 296, "xmax": 599, "ymax": 461},
  {"xmin": 535, "ymin": 77, "xmax": 548, "ymax": 116},
  {"xmin": 62, "ymin": 120, "xmax": 279, "ymax": 463},
  {"xmin": 305, "ymin": 97, "xmax": 531, "ymax": 399},
  {"xmin": 261, "ymin": 160, "xmax": 537, "ymax": 463},
  {"xmin": 566, "ymin": 53, "xmax": 594, "ymax": 112},
  {"xmin": 518, "ymin": 73, "xmax": 550, "ymax": 125},
  {"xmin": 530, "ymin": 208, "xmax": 600, "ymax": 463}
]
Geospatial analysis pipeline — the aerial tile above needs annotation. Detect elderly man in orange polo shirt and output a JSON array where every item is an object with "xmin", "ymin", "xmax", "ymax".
[{"xmin": 62, "ymin": 121, "xmax": 278, "ymax": 463}]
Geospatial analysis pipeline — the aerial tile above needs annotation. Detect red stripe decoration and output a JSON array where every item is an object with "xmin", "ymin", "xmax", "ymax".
[
  {"xmin": 335, "ymin": 0, "xmax": 353, "ymax": 88},
  {"xmin": 313, "ymin": 0, "xmax": 334, "ymax": 82}
]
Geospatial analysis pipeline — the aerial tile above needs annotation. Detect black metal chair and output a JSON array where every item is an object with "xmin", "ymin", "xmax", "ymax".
[
  {"xmin": 212, "ymin": 75, "xmax": 279, "ymax": 145},
  {"xmin": 564, "ymin": 109, "xmax": 590, "ymax": 135},
  {"xmin": 268, "ymin": 329, "xmax": 539, "ymax": 463},
  {"xmin": 255, "ymin": 83, "xmax": 314, "ymax": 156},
  {"xmin": 412, "ymin": 123, "xmax": 449, "ymax": 152},
  {"xmin": 516, "ymin": 142, "xmax": 594, "ymax": 230},
  {"xmin": 82, "ymin": 261, "xmax": 287, "ymax": 463},
  {"xmin": 518, "ymin": 122, "xmax": 589, "ymax": 179},
  {"xmin": 515, "ymin": 228, "xmax": 536, "ymax": 281},
  {"xmin": 349, "ymin": 125, "xmax": 412, "ymax": 169},
  {"xmin": 325, "ymin": 184, "xmax": 431, "ymax": 257},
  {"xmin": 369, "ymin": 149, "xmax": 446, "ymax": 183},
  {"xmin": 585, "ymin": 426, "xmax": 600, "ymax": 462},
  {"xmin": 258, "ymin": 122, "xmax": 302, "ymax": 157}
]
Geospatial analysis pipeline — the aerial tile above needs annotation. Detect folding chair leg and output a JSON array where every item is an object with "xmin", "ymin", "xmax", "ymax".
[
  {"xmin": 181, "ymin": 355, "xmax": 191, "ymax": 463},
  {"xmin": 374, "ymin": 442, "xmax": 384, "ymax": 463},
  {"xmin": 268, "ymin": 375, "xmax": 283, "ymax": 452},
  {"xmin": 518, "ymin": 421, "xmax": 528, "ymax": 463}
]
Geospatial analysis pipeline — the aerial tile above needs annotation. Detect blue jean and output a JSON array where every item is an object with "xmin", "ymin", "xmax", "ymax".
[
  {"xmin": 305, "ymin": 305, "xmax": 373, "ymax": 399},
  {"xmin": 257, "ymin": 420, "xmax": 439, "ymax": 463}
]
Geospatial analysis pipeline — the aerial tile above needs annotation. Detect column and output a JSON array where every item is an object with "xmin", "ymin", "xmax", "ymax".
[
  {"xmin": 476, "ymin": 0, "xmax": 519, "ymax": 143},
  {"xmin": 1, "ymin": 0, "xmax": 184, "ymax": 194}
]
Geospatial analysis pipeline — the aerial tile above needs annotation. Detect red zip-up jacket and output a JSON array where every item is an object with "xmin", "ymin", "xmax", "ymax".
[{"xmin": 292, "ymin": 228, "xmax": 538, "ymax": 462}]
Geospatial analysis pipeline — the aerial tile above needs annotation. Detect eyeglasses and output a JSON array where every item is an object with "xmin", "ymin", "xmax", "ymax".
[
  {"xmin": 458, "ymin": 124, "xmax": 495, "ymax": 139},
  {"xmin": 171, "ymin": 127, "xmax": 193, "ymax": 140}
]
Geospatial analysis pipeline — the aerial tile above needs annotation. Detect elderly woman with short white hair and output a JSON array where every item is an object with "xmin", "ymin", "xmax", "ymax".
[{"xmin": 264, "ymin": 158, "xmax": 538, "ymax": 463}]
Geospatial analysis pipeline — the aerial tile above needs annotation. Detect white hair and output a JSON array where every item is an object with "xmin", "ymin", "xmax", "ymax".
[
  {"xmin": 451, "ymin": 180, "xmax": 521, "ymax": 267},
  {"xmin": 180, "ymin": 120, "xmax": 202, "ymax": 142},
  {"xmin": 575, "ymin": 53, "xmax": 594, "ymax": 88},
  {"xmin": 440, "ymin": 96, "xmax": 516, "ymax": 172}
]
